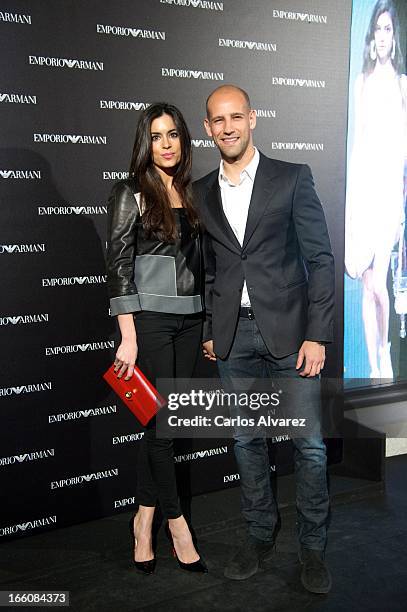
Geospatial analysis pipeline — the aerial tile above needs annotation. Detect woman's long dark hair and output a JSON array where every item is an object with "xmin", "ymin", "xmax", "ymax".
[
  {"xmin": 129, "ymin": 102, "xmax": 198, "ymax": 242},
  {"xmin": 362, "ymin": 0, "xmax": 404, "ymax": 76}
]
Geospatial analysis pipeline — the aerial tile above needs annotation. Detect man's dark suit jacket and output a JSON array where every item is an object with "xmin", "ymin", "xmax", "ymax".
[{"xmin": 193, "ymin": 152, "xmax": 335, "ymax": 360}]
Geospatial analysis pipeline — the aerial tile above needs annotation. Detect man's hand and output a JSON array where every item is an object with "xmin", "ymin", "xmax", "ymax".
[
  {"xmin": 202, "ymin": 340, "xmax": 216, "ymax": 361},
  {"xmin": 296, "ymin": 341, "xmax": 325, "ymax": 377}
]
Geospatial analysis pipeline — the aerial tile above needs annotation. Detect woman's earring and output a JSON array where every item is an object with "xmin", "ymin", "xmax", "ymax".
[
  {"xmin": 391, "ymin": 39, "xmax": 395, "ymax": 60},
  {"xmin": 370, "ymin": 40, "xmax": 377, "ymax": 61}
]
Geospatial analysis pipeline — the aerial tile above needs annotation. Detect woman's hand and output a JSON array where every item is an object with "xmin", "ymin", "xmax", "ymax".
[
  {"xmin": 115, "ymin": 313, "xmax": 138, "ymax": 380},
  {"xmin": 114, "ymin": 337, "xmax": 138, "ymax": 380},
  {"xmin": 202, "ymin": 340, "xmax": 216, "ymax": 361}
]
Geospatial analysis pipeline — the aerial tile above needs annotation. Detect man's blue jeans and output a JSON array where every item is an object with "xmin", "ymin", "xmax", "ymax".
[{"xmin": 216, "ymin": 317, "xmax": 329, "ymax": 551}]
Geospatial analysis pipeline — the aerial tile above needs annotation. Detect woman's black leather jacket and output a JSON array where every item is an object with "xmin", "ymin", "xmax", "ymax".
[{"xmin": 106, "ymin": 179, "xmax": 202, "ymax": 316}]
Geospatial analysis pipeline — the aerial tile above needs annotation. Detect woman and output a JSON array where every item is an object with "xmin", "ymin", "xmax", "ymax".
[
  {"xmin": 107, "ymin": 103, "xmax": 207, "ymax": 573},
  {"xmin": 345, "ymin": 0, "xmax": 406, "ymax": 378}
]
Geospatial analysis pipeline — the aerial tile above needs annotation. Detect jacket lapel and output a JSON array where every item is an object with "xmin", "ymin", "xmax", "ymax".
[
  {"xmin": 202, "ymin": 153, "xmax": 283, "ymax": 252},
  {"xmin": 242, "ymin": 154, "xmax": 282, "ymax": 250},
  {"xmin": 205, "ymin": 178, "xmax": 241, "ymax": 252}
]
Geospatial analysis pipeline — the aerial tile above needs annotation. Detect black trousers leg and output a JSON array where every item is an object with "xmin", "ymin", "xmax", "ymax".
[
  {"xmin": 135, "ymin": 312, "xmax": 202, "ymax": 520},
  {"xmin": 173, "ymin": 314, "xmax": 203, "ymax": 526}
]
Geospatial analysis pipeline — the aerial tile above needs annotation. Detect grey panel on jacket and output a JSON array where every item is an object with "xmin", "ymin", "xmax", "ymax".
[
  {"xmin": 134, "ymin": 254, "xmax": 177, "ymax": 297},
  {"xmin": 137, "ymin": 293, "xmax": 202, "ymax": 314},
  {"xmin": 110, "ymin": 293, "xmax": 141, "ymax": 316},
  {"xmin": 109, "ymin": 292, "xmax": 201, "ymax": 315}
]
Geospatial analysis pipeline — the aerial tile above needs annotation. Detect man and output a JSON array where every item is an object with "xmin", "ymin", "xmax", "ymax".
[{"xmin": 193, "ymin": 85, "xmax": 335, "ymax": 593}]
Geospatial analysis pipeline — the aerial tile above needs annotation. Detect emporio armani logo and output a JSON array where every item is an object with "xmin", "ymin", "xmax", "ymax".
[
  {"xmin": 28, "ymin": 56, "xmax": 103, "ymax": 70},
  {"xmin": 271, "ymin": 142, "xmax": 324, "ymax": 152},
  {"xmin": 161, "ymin": 68, "xmax": 223, "ymax": 80},
  {"xmin": 48, "ymin": 405, "xmax": 117, "ymax": 423},
  {"xmin": 0, "ymin": 313, "xmax": 48, "ymax": 326},
  {"xmin": 97, "ymin": 24, "xmax": 165, "ymax": 40},
  {"xmin": 0, "ymin": 449, "xmax": 54, "ymax": 467},
  {"xmin": 219, "ymin": 38, "xmax": 276, "ymax": 52},
  {"xmin": 50, "ymin": 468, "xmax": 119, "ymax": 489},
  {"xmin": 272, "ymin": 9, "xmax": 327, "ymax": 24},
  {"xmin": 38, "ymin": 205, "xmax": 107, "ymax": 215},
  {"xmin": 174, "ymin": 445, "xmax": 228, "ymax": 463},
  {"xmin": 0, "ymin": 516, "xmax": 56, "ymax": 537},
  {"xmin": 0, "ymin": 382, "xmax": 52, "ymax": 397},
  {"xmin": 100, "ymin": 100, "xmax": 149, "ymax": 111},
  {"xmin": 42, "ymin": 275, "xmax": 106, "ymax": 287},
  {"xmin": 0, "ymin": 170, "xmax": 41, "ymax": 179},
  {"xmin": 45, "ymin": 340, "xmax": 114, "ymax": 356},
  {"xmin": 272, "ymin": 77, "xmax": 326, "ymax": 88},
  {"xmin": 159, "ymin": 0, "xmax": 223, "ymax": 10},
  {"xmin": 33, "ymin": 133, "xmax": 107, "ymax": 144}
]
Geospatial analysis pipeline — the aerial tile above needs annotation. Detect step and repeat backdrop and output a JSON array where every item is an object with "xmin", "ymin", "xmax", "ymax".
[{"xmin": 0, "ymin": 0, "xmax": 351, "ymax": 540}]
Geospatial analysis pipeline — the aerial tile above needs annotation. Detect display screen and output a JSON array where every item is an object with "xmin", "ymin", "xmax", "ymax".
[{"xmin": 344, "ymin": 0, "xmax": 407, "ymax": 387}]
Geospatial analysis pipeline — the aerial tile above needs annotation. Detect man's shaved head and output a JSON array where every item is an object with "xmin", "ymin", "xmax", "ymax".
[
  {"xmin": 204, "ymin": 84, "xmax": 256, "ymax": 163},
  {"xmin": 206, "ymin": 85, "xmax": 251, "ymax": 118}
]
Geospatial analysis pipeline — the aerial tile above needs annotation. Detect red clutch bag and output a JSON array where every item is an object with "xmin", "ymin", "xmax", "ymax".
[{"xmin": 103, "ymin": 364, "xmax": 166, "ymax": 426}]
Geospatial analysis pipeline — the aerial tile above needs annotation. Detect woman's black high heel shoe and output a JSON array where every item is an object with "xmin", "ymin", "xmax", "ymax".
[
  {"xmin": 129, "ymin": 516, "xmax": 156, "ymax": 574},
  {"xmin": 165, "ymin": 523, "xmax": 208, "ymax": 573}
]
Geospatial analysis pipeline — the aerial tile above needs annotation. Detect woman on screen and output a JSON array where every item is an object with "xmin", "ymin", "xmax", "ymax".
[
  {"xmin": 107, "ymin": 103, "xmax": 207, "ymax": 573},
  {"xmin": 345, "ymin": 0, "xmax": 406, "ymax": 379}
]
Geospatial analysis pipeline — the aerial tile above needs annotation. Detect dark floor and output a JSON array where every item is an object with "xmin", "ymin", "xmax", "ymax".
[{"xmin": 1, "ymin": 455, "xmax": 407, "ymax": 612}]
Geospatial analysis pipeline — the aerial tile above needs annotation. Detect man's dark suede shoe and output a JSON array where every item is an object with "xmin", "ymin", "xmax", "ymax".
[
  {"xmin": 224, "ymin": 537, "xmax": 275, "ymax": 580},
  {"xmin": 299, "ymin": 548, "xmax": 332, "ymax": 594}
]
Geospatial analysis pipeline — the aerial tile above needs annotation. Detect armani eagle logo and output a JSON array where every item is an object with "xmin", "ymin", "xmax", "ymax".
[
  {"xmin": 15, "ymin": 454, "xmax": 28, "ymax": 462},
  {"xmin": 16, "ymin": 523, "xmax": 30, "ymax": 531},
  {"xmin": 11, "ymin": 386, "xmax": 24, "ymax": 394}
]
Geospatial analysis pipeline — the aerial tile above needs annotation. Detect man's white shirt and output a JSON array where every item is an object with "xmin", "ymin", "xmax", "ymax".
[{"xmin": 218, "ymin": 147, "xmax": 260, "ymax": 307}]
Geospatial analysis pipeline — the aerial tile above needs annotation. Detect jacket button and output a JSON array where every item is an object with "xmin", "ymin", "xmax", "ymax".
[{"xmin": 241, "ymin": 254, "xmax": 247, "ymax": 260}]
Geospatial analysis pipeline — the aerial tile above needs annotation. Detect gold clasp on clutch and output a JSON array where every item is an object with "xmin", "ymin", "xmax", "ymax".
[{"xmin": 125, "ymin": 388, "xmax": 138, "ymax": 400}]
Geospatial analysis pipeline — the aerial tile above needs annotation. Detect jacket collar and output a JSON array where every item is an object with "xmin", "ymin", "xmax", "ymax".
[{"xmin": 203, "ymin": 152, "xmax": 284, "ymax": 251}]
